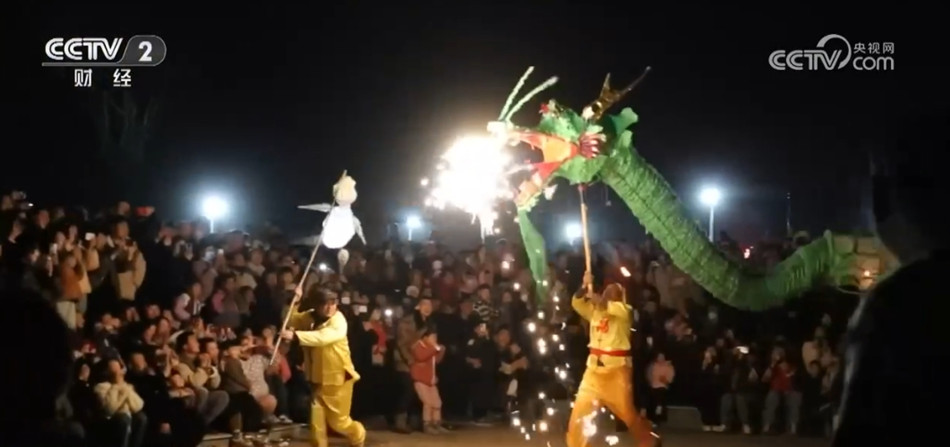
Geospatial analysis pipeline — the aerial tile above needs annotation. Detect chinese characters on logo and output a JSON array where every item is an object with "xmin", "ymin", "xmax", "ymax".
[
  {"xmin": 70, "ymin": 68, "xmax": 133, "ymax": 88},
  {"xmin": 73, "ymin": 69, "xmax": 92, "ymax": 87},
  {"xmin": 112, "ymin": 68, "xmax": 132, "ymax": 87},
  {"xmin": 852, "ymin": 42, "xmax": 895, "ymax": 55}
]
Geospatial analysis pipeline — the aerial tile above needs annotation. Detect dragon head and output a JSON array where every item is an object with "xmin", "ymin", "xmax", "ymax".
[{"xmin": 490, "ymin": 69, "xmax": 649, "ymax": 208}]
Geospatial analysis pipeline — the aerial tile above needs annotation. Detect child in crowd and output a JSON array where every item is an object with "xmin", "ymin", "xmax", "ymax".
[{"xmin": 411, "ymin": 327, "xmax": 448, "ymax": 434}]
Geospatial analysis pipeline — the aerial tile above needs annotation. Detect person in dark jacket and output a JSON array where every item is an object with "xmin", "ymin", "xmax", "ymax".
[
  {"xmin": 218, "ymin": 342, "xmax": 264, "ymax": 434},
  {"xmin": 718, "ymin": 349, "xmax": 757, "ymax": 434},
  {"xmin": 126, "ymin": 351, "xmax": 205, "ymax": 447},
  {"xmin": 799, "ymin": 360, "xmax": 824, "ymax": 436},
  {"xmin": 464, "ymin": 322, "xmax": 497, "ymax": 422},
  {"xmin": 696, "ymin": 347, "xmax": 722, "ymax": 430},
  {"xmin": 833, "ymin": 108, "xmax": 949, "ymax": 446}
]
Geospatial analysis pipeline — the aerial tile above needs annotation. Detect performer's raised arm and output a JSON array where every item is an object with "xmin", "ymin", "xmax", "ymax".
[
  {"xmin": 288, "ymin": 307, "xmax": 313, "ymax": 330},
  {"xmin": 571, "ymin": 272, "xmax": 595, "ymax": 320},
  {"xmin": 292, "ymin": 312, "xmax": 348, "ymax": 347},
  {"xmin": 285, "ymin": 287, "xmax": 313, "ymax": 330}
]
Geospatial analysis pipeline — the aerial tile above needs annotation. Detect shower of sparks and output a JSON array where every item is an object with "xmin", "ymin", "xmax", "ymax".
[
  {"xmin": 424, "ymin": 135, "xmax": 515, "ymax": 239},
  {"xmin": 582, "ymin": 410, "xmax": 599, "ymax": 438}
]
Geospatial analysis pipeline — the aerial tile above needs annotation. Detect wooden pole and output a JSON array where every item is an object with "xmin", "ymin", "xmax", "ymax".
[
  {"xmin": 579, "ymin": 185, "xmax": 593, "ymax": 294},
  {"xmin": 270, "ymin": 214, "xmax": 329, "ymax": 364},
  {"xmin": 271, "ymin": 172, "xmax": 347, "ymax": 364}
]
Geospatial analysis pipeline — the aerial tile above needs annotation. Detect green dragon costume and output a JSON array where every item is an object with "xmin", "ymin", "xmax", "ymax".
[{"xmin": 491, "ymin": 67, "xmax": 896, "ymax": 310}]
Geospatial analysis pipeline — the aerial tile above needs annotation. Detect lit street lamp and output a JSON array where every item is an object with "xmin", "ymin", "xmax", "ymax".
[
  {"xmin": 406, "ymin": 215, "xmax": 422, "ymax": 241},
  {"xmin": 202, "ymin": 196, "xmax": 228, "ymax": 234},
  {"xmin": 565, "ymin": 222, "xmax": 582, "ymax": 246},
  {"xmin": 699, "ymin": 186, "xmax": 722, "ymax": 242}
]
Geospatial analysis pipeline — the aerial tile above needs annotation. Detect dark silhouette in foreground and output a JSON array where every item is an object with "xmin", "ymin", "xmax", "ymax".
[
  {"xmin": 833, "ymin": 108, "xmax": 950, "ymax": 446},
  {"xmin": 0, "ymin": 290, "xmax": 78, "ymax": 446}
]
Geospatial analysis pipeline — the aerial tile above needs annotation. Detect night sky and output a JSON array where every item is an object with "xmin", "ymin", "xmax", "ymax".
[{"xmin": 5, "ymin": 3, "xmax": 946, "ymax": 246}]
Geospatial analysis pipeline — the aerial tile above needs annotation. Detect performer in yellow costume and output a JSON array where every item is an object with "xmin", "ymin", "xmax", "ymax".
[
  {"xmin": 566, "ymin": 272, "xmax": 660, "ymax": 447},
  {"xmin": 282, "ymin": 287, "xmax": 366, "ymax": 447}
]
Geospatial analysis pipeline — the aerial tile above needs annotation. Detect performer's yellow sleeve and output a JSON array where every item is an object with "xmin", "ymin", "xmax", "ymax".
[
  {"xmin": 572, "ymin": 290, "xmax": 593, "ymax": 321},
  {"xmin": 296, "ymin": 313, "xmax": 348, "ymax": 347},
  {"xmin": 605, "ymin": 301, "xmax": 631, "ymax": 320},
  {"xmin": 288, "ymin": 309, "xmax": 313, "ymax": 331}
]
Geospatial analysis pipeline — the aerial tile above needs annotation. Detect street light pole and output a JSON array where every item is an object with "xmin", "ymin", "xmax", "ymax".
[
  {"xmin": 699, "ymin": 186, "xmax": 722, "ymax": 243},
  {"xmin": 406, "ymin": 216, "xmax": 422, "ymax": 242},
  {"xmin": 202, "ymin": 196, "xmax": 228, "ymax": 235}
]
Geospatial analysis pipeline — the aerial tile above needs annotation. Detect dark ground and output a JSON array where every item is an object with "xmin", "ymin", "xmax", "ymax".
[{"xmin": 292, "ymin": 426, "xmax": 829, "ymax": 447}]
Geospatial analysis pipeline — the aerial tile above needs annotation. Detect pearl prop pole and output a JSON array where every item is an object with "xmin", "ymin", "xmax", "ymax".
[
  {"xmin": 270, "ymin": 200, "xmax": 337, "ymax": 365},
  {"xmin": 579, "ymin": 185, "xmax": 593, "ymax": 294}
]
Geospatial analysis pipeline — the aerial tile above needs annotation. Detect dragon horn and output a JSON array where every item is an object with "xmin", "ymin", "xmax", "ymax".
[{"xmin": 585, "ymin": 66, "xmax": 652, "ymax": 121}]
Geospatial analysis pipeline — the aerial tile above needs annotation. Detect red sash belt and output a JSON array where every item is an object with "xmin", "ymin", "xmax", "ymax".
[{"xmin": 589, "ymin": 348, "xmax": 631, "ymax": 357}]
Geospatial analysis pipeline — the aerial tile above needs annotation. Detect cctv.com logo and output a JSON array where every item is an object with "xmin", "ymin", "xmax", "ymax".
[{"xmin": 769, "ymin": 34, "xmax": 895, "ymax": 71}]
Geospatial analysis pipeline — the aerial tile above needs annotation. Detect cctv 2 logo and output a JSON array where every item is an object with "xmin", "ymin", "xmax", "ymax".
[{"xmin": 43, "ymin": 35, "xmax": 167, "ymax": 67}]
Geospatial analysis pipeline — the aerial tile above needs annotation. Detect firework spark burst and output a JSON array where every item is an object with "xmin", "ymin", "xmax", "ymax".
[{"xmin": 424, "ymin": 135, "xmax": 515, "ymax": 238}]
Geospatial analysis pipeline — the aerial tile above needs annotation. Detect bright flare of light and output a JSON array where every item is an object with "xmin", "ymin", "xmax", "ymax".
[
  {"xmin": 420, "ymin": 178, "xmax": 429, "ymax": 187},
  {"xmin": 620, "ymin": 266, "xmax": 631, "ymax": 277},
  {"xmin": 743, "ymin": 247, "xmax": 751, "ymax": 259},
  {"xmin": 538, "ymin": 421, "xmax": 549, "ymax": 432},
  {"xmin": 384, "ymin": 308, "xmax": 393, "ymax": 318},
  {"xmin": 406, "ymin": 215, "xmax": 422, "ymax": 229},
  {"xmin": 501, "ymin": 261, "xmax": 510, "ymax": 270},
  {"xmin": 318, "ymin": 263, "xmax": 328, "ymax": 271},
  {"xmin": 605, "ymin": 435, "xmax": 620, "ymax": 445},
  {"xmin": 546, "ymin": 407, "xmax": 556, "ymax": 416},
  {"xmin": 582, "ymin": 412, "xmax": 598, "ymax": 438},
  {"xmin": 699, "ymin": 186, "xmax": 722, "ymax": 207},
  {"xmin": 201, "ymin": 196, "xmax": 228, "ymax": 219},
  {"xmin": 565, "ymin": 222, "xmax": 582, "ymax": 242},
  {"xmin": 425, "ymin": 135, "xmax": 514, "ymax": 238},
  {"xmin": 527, "ymin": 322, "xmax": 537, "ymax": 333},
  {"xmin": 511, "ymin": 417, "xmax": 521, "ymax": 427}
]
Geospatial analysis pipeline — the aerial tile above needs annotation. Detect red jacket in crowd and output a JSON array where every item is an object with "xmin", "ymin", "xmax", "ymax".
[
  {"xmin": 410, "ymin": 339, "xmax": 445, "ymax": 386},
  {"xmin": 769, "ymin": 363, "xmax": 796, "ymax": 392}
]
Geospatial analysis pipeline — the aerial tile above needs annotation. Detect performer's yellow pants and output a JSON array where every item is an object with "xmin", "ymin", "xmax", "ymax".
[
  {"xmin": 566, "ymin": 365, "xmax": 656, "ymax": 447},
  {"xmin": 310, "ymin": 380, "xmax": 365, "ymax": 447}
]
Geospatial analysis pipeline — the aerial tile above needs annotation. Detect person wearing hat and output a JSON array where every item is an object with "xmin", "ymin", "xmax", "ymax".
[
  {"xmin": 281, "ymin": 286, "xmax": 365, "ymax": 447},
  {"xmin": 566, "ymin": 272, "xmax": 660, "ymax": 447}
]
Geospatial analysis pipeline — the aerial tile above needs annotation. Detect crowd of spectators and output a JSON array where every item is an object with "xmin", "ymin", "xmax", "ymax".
[{"xmin": 0, "ymin": 191, "xmax": 856, "ymax": 446}]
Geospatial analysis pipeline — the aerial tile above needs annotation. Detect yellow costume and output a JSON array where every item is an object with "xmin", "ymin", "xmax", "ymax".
[
  {"xmin": 567, "ymin": 288, "xmax": 658, "ymax": 447},
  {"xmin": 290, "ymin": 310, "xmax": 365, "ymax": 447}
]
